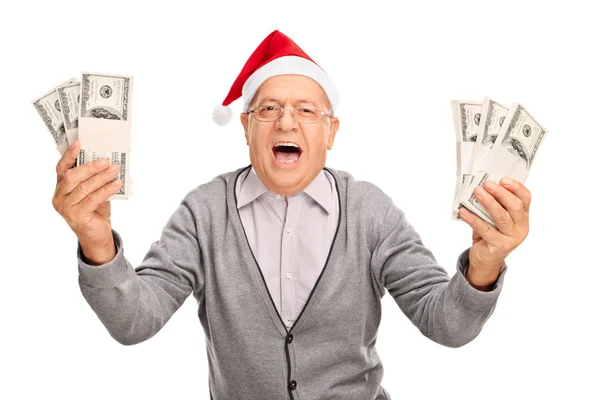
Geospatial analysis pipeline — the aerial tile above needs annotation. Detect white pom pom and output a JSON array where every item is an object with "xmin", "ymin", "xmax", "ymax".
[{"xmin": 212, "ymin": 105, "xmax": 233, "ymax": 126}]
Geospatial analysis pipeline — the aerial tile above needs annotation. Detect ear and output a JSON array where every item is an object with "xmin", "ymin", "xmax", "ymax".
[
  {"xmin": 327, "ymin": 117, "xmax": 340, "ymax": 150},
  {"xmin": 240, "ymin": 112, "xmax": 250, "ymax": 146}
]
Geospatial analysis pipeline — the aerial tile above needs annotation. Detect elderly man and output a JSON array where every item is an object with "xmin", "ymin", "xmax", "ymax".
[{"xmin": 52, "ymin": 30, "xmax": 531, "ymax": 400}]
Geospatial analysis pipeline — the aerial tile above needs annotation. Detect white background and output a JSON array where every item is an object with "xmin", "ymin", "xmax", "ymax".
[{"xmin": 2, "ymin": 0, "xmax": 598, "ymax": 399}]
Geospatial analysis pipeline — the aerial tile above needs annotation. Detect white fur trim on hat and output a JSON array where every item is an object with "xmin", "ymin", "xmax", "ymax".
[{"xmin": 241, "ymin": 56, "xmax": 339, "ymax": 114}]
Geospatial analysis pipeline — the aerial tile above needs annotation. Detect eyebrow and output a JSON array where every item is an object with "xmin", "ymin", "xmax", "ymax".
[{"xmin": 257, "ymin": 98, "xmax": 324, "ymax": 109}]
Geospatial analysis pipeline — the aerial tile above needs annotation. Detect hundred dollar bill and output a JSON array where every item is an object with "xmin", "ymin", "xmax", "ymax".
[
  {"xmin": 466, "ymin": 97, "xmax": 508, "ymax": 185},
  {"xmin": 79, "ymin": 72, "xmax": 131, "ymax": 121},
  {"xmin": 77, "ymin": 72, "xmax": 133, "ymax": 199},
  {"xmin": 32, "ymin": 77, "xmax": 77, "ymax": 155},
  {"xmin": 458, "ymin": 103, "xmax": 547, "ymax": 227},
  {"xmin": 56, "ymin": 81, "xmax": 81, "ymax": 146},
  {"xmin": 450, "ymin": 99, "xmax": 483, "ymax": 220}
]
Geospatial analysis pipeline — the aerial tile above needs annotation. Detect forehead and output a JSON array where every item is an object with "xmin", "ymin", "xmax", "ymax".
[{"xmin": 253, "ymin": 75, "xmax": 329, "ymax": 105}]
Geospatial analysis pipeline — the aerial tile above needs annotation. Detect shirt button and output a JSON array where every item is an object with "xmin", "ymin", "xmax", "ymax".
[
  {"xmin": 276, "ymin": 195, "xmax": 281, "ymax": 199},
  {"xmin": 286, "ymin": 334, "xmax": 294, "ymax": 343},
  {"xmin": 286, "ymin": 226, "xmax": 292, "ymax": 233},
  {"xmin": 288, "ymin": 380, "xmax": 297, "ymax": 390},
  {"xmin": 286, "ymin": 273, "xmax": 292, "ymax": 279}
]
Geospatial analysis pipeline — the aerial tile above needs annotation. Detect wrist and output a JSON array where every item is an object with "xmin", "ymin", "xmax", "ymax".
[
  {"xmin": 80, "ymin": 239, "xmax": 116, "ymax": 266},
  {"xmin": 465, "ymin": 262, "xmax": 501, "ymax": 292}
]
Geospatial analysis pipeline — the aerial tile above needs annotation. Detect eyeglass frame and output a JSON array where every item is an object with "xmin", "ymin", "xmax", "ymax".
[{"xmin": 243, "ymin": 105, "xmax": 334, "ymax": 124}]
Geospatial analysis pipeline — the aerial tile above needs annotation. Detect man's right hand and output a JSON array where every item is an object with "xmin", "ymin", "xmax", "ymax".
[{"xmin": 52, "ymin": 140, "xmax": 123, "ymax": 265}]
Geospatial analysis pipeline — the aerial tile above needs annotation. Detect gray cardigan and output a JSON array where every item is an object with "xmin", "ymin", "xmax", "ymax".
[{"xmin": 77, "ymin": 165, "xmax": 507, "ymax": 400}]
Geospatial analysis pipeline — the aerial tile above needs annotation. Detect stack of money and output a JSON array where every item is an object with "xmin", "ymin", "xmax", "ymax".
[
  {"xmin": 451, "ymin": 98, "xmax": 547, "ymax": 227},
  {"xmin": 33, "ymin": 72, "xmax": 134, "ymax": 200}
]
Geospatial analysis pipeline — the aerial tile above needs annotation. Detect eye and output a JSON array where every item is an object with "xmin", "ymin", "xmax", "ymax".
[{"xmin": 298, "ymin": 108, "xmax": 316, "ymax": 115}]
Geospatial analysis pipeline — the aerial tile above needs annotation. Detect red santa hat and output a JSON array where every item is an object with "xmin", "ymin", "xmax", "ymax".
[{"xmin": 212, "ymin": 30, "xmax": 340, "ymax": 126}]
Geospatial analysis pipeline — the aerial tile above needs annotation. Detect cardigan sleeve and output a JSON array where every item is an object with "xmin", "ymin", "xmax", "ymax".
[
  {"xmin": 77, "ymin": 200, "xmax": 204, "ymax": 345},
  {"xmin": 370, "ymin": 199, "xmax": 507, "ymax": 348}
]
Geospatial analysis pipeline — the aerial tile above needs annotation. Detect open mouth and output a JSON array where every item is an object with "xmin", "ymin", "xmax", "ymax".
[{"xmin": 272, "ymin": 141, "xmax": 303, "ymax": 166}]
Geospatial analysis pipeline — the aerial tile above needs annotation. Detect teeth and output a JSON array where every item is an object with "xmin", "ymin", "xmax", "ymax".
[{"xmin": 274, "ymin": 141, "xmax": 299, "ymax": 148}]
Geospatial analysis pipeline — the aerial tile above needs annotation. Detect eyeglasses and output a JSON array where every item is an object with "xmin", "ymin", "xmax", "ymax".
[{"xmin": 244, "ymin": 105, "xmax": 333, "ymax": 124}]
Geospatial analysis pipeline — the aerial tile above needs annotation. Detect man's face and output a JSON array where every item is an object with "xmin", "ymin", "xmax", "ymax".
[{"xmin": 240, "ymin": 75, "xmax": 340, "ymax": 196}]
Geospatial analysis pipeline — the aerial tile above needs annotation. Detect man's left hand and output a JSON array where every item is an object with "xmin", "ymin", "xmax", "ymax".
[{"xmin": 459, "ymin": 177, "xmax": 531, "ymax": 291}]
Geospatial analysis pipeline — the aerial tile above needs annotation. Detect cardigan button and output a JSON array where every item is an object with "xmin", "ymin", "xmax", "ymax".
[
  {"xmin": 286, "ymin": 334, "xmax": 293, "ymax": 343},
  {"xmin": 288, "ymin": 380, "xmax": 297, "ymax": 390}
]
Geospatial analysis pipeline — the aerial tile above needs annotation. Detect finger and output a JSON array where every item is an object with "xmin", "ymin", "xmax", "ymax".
[
  {"xmin": 473, "ymin": 185, "xmax": 515, "ymax": 236},
  {"xmin": 482, "ymin": 180, "xmax": 528, "ymax": 226},
  {"xmin": 57, "ymin": 157, "xmax": 113, "ymax": 197},
  {"xmin": 56, "ymin": 140, "xmax": 80, "ymax": 185},
  {"xmin": 459, "ymin": 206, "xmax": 507, "ymax": 245},
  {"xmin": 499, "ymin": 177, "xmax": 532, "ymax": 212},
  {"xmin": 73, "ymin": 177, "xmax": 123, "ymax": 215},
  {"xmin": 65, "ymin": 163, "xmax": 121, "ymax": 206}
]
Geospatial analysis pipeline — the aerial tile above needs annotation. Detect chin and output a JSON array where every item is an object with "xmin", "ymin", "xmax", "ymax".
[
  {"xmin": 268, "ymin": 167, "xmax": 304, "ymax": 185},
  {"xmin": 257, "ymin": 165, "xmax": 307, "ymax": 195}
]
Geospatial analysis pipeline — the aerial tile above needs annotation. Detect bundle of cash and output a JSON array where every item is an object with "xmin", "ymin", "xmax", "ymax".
[
  {"xmin": 451, "ymin": 98, "xmax": 547, "ymax": 227},
  {"xmin": 33, "ymin": 72, "xmax": 134, "ymax": 200}
]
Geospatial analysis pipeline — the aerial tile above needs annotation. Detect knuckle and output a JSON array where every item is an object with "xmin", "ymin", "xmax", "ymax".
[
  {"xmin": 85, "ymin": 192, "xmax": 96, "ymax": 205},
  {"xmin": 496, "ymin": 212, "xmax": 511, "ymax": 225},
  {"xmin": 514, "ymin": 198, "xmax": 524, "ymax": 211},
  {"xmin": 90, "ymin": 160, "xmax": 105, "ymax": 172},
  {"xmin": 63, "ymin": 169, "xmax": 74, "ymax": 183},
  {"xmin": 481, "ymin": 222, "xmax": 492, "ymax": 234},
  {"xmin": 86, "ymin": 162, "xmax": 97, "ymax": 175},
  {"xmin": 77, "ymin": 181, "xmax": 88, "ymax": 195}
]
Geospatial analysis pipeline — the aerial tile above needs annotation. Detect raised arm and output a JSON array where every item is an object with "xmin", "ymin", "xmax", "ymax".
[
  {"xmin": 370, "ymin": 200, "xmax": 507, "ymax": 348},
  {"xmin": 77, "ymin": 200, "xmax": 204, "ymax": 345}
]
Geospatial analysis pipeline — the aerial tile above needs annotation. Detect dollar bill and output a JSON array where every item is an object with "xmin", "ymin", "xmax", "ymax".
[
  {"xmin": 32, "ymin": 78, "xmax": 77, "ymax": 155},
  {"xmin": 467, "ymin": 98, "xmax": 508, "ymax": 182},
  {"xmin": 77, "ymin": 72, "xmax": 133, "ymax": 199},
  {"xmin": 80, "ymin": 73, "xmax": 131, "ymax": 121},
  {"xmin": 56, "ymin": 81, "xmax": 81, "ymax": 146},
  {"xmin": 458, "ymin": 103, "xmax": 548, "ymax": 226},
  {"xmin": 450, "ymin": 100, "xmax": 483, "ymax": 220}
]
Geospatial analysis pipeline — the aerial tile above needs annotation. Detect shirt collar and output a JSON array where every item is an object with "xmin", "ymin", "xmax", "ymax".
[
  {"xmin": 237, "ymin": 167, "xmax": 270, "ymax": 209},
  {"xmin": 237, "ymin": 167, "xmax": 333, "ymax": 214}
]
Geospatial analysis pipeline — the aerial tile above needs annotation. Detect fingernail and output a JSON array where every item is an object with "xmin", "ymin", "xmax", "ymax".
[
  {"xmin": 484, "ymin": 181, "xmax": 497, "ymax": 190},
  {"xmin": 95, "ymin": 158, "xmax": 109, "ymax": 167},
  {"xmin": 501, "ymin": 177, "xmax": 513, "ymax": 185},
  {"xmin": 109, "ymin": 164, "xmax": 119, "ymax": 172}
]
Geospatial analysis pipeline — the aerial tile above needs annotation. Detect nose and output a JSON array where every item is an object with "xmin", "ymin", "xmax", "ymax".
[{"xmin": 276, "ymin": 106, "xmax": 298, "ymax": 131}]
